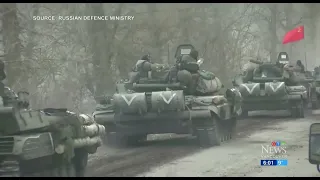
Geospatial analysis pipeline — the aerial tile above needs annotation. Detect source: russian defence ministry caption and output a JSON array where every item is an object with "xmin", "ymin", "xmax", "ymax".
[{"xmin": 33, "ymin": 15, "xmax": 135, "ymax": 21}]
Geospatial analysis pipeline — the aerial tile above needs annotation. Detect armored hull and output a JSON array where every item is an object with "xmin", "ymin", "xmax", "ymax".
[
  {"xmin": 238, "ymin": 80, "xmax": 307, "ymax": 117},
  {"xmin": 94, "ymin": 85, "xmax": 242, "ymax": 148},
  {"xmin": 0, "ymin": 107, "xmax": 105, "ymax": 177}
]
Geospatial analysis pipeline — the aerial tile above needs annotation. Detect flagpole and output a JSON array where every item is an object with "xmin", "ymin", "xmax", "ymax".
[
  {"xmin": 304, "ymin": 43, "xmax": 308, "ymax": 71},
  {"xmin": 303, "ymin": 24, "xmax": 308, "ymax": 70}
]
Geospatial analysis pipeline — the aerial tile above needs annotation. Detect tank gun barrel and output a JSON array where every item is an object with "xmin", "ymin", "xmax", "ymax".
[
  {"xmin": 249, "ymin": 59, "xmax": 263, "ymax": 64},
  {"xmin": 0, "ymin": 107, "xmax": 13, "ymax": 113}
]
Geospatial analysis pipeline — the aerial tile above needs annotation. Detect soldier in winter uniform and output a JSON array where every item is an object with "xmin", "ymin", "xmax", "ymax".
[
  {"xmin": 179, "ymin": 49, "xmax": 199, "ymax": 73},
  {"xmin": 296, "ymin": 60, "xmax": 305, "ymax": 73},
  {"xmin": 128, "ymin": 54, "xmax": 153, "ymax": 83}
]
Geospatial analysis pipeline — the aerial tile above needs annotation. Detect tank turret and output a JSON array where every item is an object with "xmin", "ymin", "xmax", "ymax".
[{"xmin": 233, "ymin": 51, "xmax": 308, "ymax": 118}]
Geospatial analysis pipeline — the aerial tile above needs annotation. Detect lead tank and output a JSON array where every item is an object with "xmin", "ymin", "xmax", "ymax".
[
  {"xmin": 94, "ymin": 44, "xmax": 242, "ymax": 147},
  {"xmin": 0, "ymin": 87, "xmax": 105, "ymax": 177},
  {"xmin": 233, "ymin": 52, "xmax": 307, "ymax": 118}
]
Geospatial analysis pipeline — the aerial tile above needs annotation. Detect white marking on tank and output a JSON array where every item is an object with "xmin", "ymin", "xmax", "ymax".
[
  {"xmin": 121, "ymin": 95, "xmax": 137, "ymax": 106},
  {"xmin": 160, "ymin": 92, "xmax": 176, "ymax": 104},
  {"xmin": 240, "ymin": 83, "xmax": 259, "ymax": 94},
  {"xmin": 262, "ymin": 72, "xmax": 267, "ymax": 77},
  {"xmin": 269, "ymin": 82, "xmax": 284, "ymax": 92}
]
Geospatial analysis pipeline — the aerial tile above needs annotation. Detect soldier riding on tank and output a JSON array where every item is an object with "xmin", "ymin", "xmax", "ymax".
[
  {"xmin": 128, "ymin": 54, "xmax": 152, "ymax": 83},
  {"xmin": 233, "ymin": 52, "xmax": 307, "ymax": 118},
  {"xmin": 296, "ymin": 60, "xmax": 305, "ymax": 73},
  {"xmin": 94, "ymin": 44, "xmax": 242, "ymax": 148}
]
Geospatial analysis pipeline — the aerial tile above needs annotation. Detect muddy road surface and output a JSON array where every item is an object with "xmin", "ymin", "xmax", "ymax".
[
  {"xmin": 86, "ymin": 110, "xmax": 304, "ymax": 177},
  {"xmin": 139, "ymin": 112, "xmax": 320, "ymax": 177}
]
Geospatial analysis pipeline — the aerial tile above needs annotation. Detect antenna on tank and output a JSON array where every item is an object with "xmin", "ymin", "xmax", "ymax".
[{"xmin": 167, "ymin": 44, "xmax": 170, "ymax": 64}]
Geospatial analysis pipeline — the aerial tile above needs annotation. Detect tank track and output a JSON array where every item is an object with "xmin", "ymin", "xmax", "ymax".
[
  {"xmin": 0, "ymin": 160, "xmax": 80, "ymax": 177},
  {"xmin": 0, "ymin": 160, "xmax": 20, "ymax": 177}
]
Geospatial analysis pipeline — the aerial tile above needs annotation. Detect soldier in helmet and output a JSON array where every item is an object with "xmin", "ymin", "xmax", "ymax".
[
  {"xmin": 128, "ymin": 54, "xmax": 153, "ymax": 84},
  {"xmin": 179, "ymin": 49, "xmax": 200, "ymax": 74},
  {"xmin": 189, "ymin": 49, "xmax": 199, "ymax": 61},
  {"xmin": 296, "ymin": 60, "xmax": 305, "ymax": 73},
  {"xmin": 133, "ymin": 54, "xmax": 152, "ymax": 72},
  {"xmin": 176, "ymin": 49, "xmax": 202, "ymax": 94}
]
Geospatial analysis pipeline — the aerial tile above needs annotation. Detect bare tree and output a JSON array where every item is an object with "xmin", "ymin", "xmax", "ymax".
[
  {"xmin": 0, "ymin": 3, "xmax": 310, "ymax": 111},
  {"xmin": 0, "ymin": 3, "xmax": 23, "ymax": 87}
]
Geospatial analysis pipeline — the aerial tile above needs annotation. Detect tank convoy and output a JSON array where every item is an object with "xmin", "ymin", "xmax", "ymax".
[
  {"xmin": 94, "ymin": 44, "xmax": 242, "ymax": 147},
  {"xmin": 233, "ymin": 52, "xmax": 307, "ymax": 118},
  {"xmin": 0, "ymin": 84, "xmax": 105, "ymax": 176}
]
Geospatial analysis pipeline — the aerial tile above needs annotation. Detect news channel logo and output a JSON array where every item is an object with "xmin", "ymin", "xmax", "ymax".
[
  {"xmin": 272, "ymin": 141, "xmax": 286, "ymax": 146},
  {"xmin": 261, "ymin": 141, "xmax": 288, "ymax": 159}
]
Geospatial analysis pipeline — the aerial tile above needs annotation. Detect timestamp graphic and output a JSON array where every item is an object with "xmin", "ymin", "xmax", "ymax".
[{"xmin": 260, "ymin": 159, "xmax": 288, "ymax": 166}]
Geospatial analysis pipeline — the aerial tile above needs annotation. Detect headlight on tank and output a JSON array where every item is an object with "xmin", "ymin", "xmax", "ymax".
[{"xmin": 20, "ymin": 133, "xmax": 55, "ymax": 160}]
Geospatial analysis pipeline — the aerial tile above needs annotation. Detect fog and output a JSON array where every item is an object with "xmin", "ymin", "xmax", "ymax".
[{"xmin": 0, "ymin": 3, "xmax": 319, "ymax": 112}]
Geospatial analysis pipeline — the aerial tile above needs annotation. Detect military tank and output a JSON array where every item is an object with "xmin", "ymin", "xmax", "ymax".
[
  {"xmin": 0, "ymin": 86, "xmax": 105, "ymax": 177},
  {"xmin": 295, "ymin": 69, "xmax": 315, "ymax": 109},
  {"xmin": 94, "ymin": 44, "xmax": 242, "ymax": 147},
  {"xmin": 310, "ymin": 67, "xmax": 320, "ymax": 109},
  {"xmin": 233, "ymin": 52, "xmax": 307, "ymax": 118}
]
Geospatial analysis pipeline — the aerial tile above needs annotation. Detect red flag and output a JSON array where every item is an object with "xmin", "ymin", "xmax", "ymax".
[{"xmin": 282, "ymin": 25, "xmax": 304, "ymax": 44}]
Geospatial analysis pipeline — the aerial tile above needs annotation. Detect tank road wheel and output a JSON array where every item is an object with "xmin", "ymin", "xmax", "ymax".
[
  {"xmin": 195, "ymin": 116, "xmax": 221, "ymax": 147},
  {"xmin": 0, "ymin": 160, "xmax": 20, "ymax": 177},
  {"xmin": 290, "ymin": 100, "xmax": 304, "ymax": 118}
]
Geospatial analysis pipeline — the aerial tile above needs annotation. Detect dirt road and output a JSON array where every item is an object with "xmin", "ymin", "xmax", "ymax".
[
  {"xmin": 87, "ymin": 111, "xmax": 308, "ymax": 177},
  {"xmin": 138, "ymin": 112, "xmax": 320, "ymax": 177}
]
